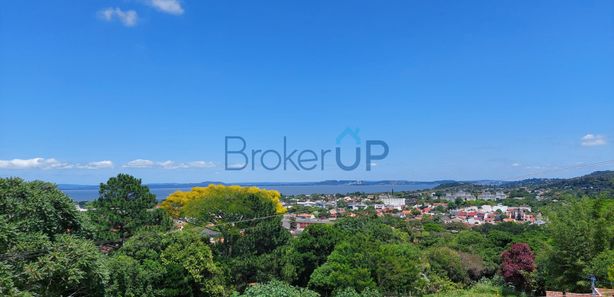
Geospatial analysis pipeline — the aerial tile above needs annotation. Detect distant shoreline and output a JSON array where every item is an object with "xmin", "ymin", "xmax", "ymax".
[{"xmin": 61, "ymin": 183, "xmax": 440, "ymax": 201}]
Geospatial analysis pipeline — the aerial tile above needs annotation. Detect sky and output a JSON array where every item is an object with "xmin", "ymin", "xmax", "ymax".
[{"xmin": 1, "ymin": 0, "xmax": 613, "ymax": 184}]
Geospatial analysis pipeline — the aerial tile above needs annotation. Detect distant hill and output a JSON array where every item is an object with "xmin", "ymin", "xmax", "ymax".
[
  {"xmin": 57, "ymin": 171, "xmax": 614, "ymax": 195},
  {"xmin": 545, "ymin": 170, "xmax": 614, "ymax": 194},
  {"xmin": 501, "ymin": 178, "xmax": 563, "ymax": 188},
  {"xmin": 502, "ymin": 170, "xmax": 614, "ymax": 195}
]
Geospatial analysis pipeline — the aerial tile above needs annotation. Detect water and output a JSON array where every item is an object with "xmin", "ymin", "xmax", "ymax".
[{"xmin": 61, "ymin": 184, "xmax": 435, "ymax": 201}]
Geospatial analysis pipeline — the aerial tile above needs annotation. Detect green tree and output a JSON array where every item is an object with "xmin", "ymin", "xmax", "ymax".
[
  {"xmin": 427, "ymin": 246, "xmax": 467, "ymax": 283},
  {"xmin": 375, "ymin": 243, "xmax": 424, "ymax": 295},
  {"xmin": 0, "ymin": 178, "xmax": 83, "ymax": 251},
  {"xmin": 282, "ymin": 224, "xmax": 343, "ymax": 287},
  {"xmin": 0, "ymin": 178, "xmax": 96, "ymax": 296},
  {"xmin": 308, "ymin": 221, "xmax": 410, "ymax": 296},
  {"xmin": 332, "ymin": 287, "xmax": 382, "ymax": 297},
  {"xmin": 586, "ymin": 249, "xmax": 614, "ymax": 288},
  {"xmin": 89, "ymin": 174, "xmax": 169, "ymax": 242},
  {"xmin": 238, "ymin": 280, "xmax": 319, "ymax": 297},
  {"xmin": 308, "ymin": 239, "xmax": 377, "ymax": 295},
  {"xmin": 543, "ymin": 197, "xmax": 614, "ymax": 291},
  {"xmin": 23, "ymin": 235, "xmax": 107, "ymax": 296},
  {"xmin": 106, "ymin": 229, "xmax": 226, "ymax": 297}
]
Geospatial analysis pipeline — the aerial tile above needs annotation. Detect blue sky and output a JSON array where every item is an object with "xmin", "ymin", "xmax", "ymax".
[{"xmin": 1, "ymin": 0, "xmax": 613, "ymax": 184}]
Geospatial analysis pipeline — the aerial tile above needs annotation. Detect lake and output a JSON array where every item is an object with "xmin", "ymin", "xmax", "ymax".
[{"xmin": 61, "ymin": 184, "xmax": 436, "ymax": 201}]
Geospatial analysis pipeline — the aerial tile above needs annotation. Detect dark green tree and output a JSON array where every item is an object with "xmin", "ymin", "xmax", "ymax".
[
  {"xmin": 0, "ymin": 178, "xmax": 83, "ymax": 251},
  {"xmin": 23, "ymin": 235, "xmax": 107, "ymax": 296},
  {"xmin": 106, "ymin": 229, "xmax": 226, "ymax": 297},
  {"xmin": 89, "ymin": 174, "xmax": 169, "ymax": 242},
  {"xmin": 282, "ymin": 224, "xmax": 343, "ymax": 287}
]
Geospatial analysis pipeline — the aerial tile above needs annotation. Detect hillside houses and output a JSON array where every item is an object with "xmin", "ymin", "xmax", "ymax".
[
  {"xmin": 445, "ymin": 190, "xmax": 476, "ymax": 201},
  {"xmin": 447, "ymin": 205, "xmax": 539, "ymax": 226},
  {"xmin": 478, "ymin": 191, "xmax": 507, "ymax": 200}
]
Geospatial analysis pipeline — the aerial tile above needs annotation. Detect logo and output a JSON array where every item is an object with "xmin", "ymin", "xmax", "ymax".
[{"xmin": 225, "ymin": 128, "xmax": 389, "ymax": 171}]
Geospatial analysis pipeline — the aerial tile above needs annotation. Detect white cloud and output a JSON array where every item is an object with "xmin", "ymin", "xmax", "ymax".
[
  {"xmin": 147, "ymin": 0, "xmax": 184, "ymax": 15},
  {"xmin": 581, "ymin": 134, "xmax": 607, "ymax": 147},
  {"xmin": 0, "ymin": 158, "xmax": 112, "ymax": 170},
  {"xmin": 123, "ymin": 159, "xmax": 215, "ymax": 169},
  {"xmin": 512, "ymin": 163, "xmax": 521, "ymax": 167},
  {"xmin": 98, "ymin": 7, "xmax": 138, "ymax": 27},
  {"xmin": 159, "ymin": 160, "xmax": 185, "ymax": 169},
  {"xmin": 124, "ymin": 159, "xmax": 156, "ymax": 168},
  {"xmin": 77, "ymin": 161, "xmax": 114, "ymax": 169},
  {"xmin": 186, "ymin": 161, "xmax": 216, "ymax": 168},
  {"xmin": 226, "ymin": 162, "xmax": 247, "ymax": 169},
  {"xmin": 0, "ymin": 158, "xmax": 68, "ymax": 169}
]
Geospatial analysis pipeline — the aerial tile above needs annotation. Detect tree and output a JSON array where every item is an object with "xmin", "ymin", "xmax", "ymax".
[
  {"xmin": 282, "ymin": 224, "xmax": 343, "ymax": 287},
  {"xmin": 106, "ymin": 229, "xmax": 226, "ymax": 297},
  {"xmin": 89, "ymin": 174, "xmax": 168, "ymax": 242},
  {"xmin": 452, "ymin": 230, "xmax": 498, "ymax": 276},
  {"xmin": 23, "ymin": 235, "xmax": 107, "ymax": 296},
  {"xmin": 500, "ymin": 243, "xmax": 535, "ymax": 292},
  {"xmin": 178, "ymin": 185, "xmax": 286, "ymax": 258},
  {"xmin": 160, "ymin": 231, "xmax": 226, "ymax": 296},
  {"xmin": 459, "ymin": 252, "xmax": 489, "ymax": 281},
  {"xmin": 308, "ymin": 239, "xmax": 377, "ymax": 295},
  {"xmin": 239, "ymin": 280, "xmax": 319, "ymax": 297},
  {"xmin": 161, "ymin": 184, "xmax": 285, "ymax": 219},
  {"xmin": 333, "ymin": 287, "xmax": 382, "ymax": 297},
  {"xmin": 543, "ymin": 197, "xmax": 614, "ymax": 291},
  {"xmin": 0, "ymin": 178, "xmax": 83, "ymax": 251},
  {"xmin": 0, "ymin": 178, "xmax": 96, "ymax": 296},
  {"xmin": 587, "ymin": 249, "xmax": 614, "ymax": 288},
  {"xmin": 427, "ymin": 247, "xmax": 467, "ymax": 283},
  {"xmin": 433, "ymin": 205, "xmax": 446, "ymax": 213},
  {"xmin": 308, "ymin": 221, "xmax": 411, "ymax": 296},
  {"xmin": 375, "ymin": 243, "xmax": 424, "ymax": 295}
]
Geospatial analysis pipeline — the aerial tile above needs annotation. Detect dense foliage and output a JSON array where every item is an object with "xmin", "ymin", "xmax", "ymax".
[{"xmin": 0, "ymin": 175, "xmax": 613, "ymax": 296}]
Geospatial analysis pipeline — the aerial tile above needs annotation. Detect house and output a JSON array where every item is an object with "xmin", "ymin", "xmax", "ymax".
[
  {"xmin": 295, "ymin": 213, "xmax": 315, "ymax": 219},
  {"xmin": 202, "ymin": 228, "xmax": 223, "ymax": 244},
  {"xmin": 296, "ymin": 201, "xmax": 317, "ymax": 207},
  {"xmin": 379, "ymin": 195, "xmax": 406, "ymax": 209},
  {"xmin": 445, "ymin": 190, "xmax": 476, "ymax": 201},
  {"xmin": 282, "ymin": 214, "xmax": 333, "ymax": 234},
  {"xmin": 348, "ymin": 202, "xmax": 368, "ymax": 210},
  {"xmin": 294, "ymin": 218, "xmax": 332, "ymax": 231}
]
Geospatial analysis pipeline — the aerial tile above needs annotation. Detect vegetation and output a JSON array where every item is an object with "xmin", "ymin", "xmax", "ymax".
[{"xmin": 0, "ymin": 174, "xmax": 613, "ymax": 296}]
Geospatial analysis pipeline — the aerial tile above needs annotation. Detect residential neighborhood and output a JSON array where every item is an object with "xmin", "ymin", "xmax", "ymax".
[{"xmin": 281, "ymin": 188, "xmax": 544, "ymax": 234}]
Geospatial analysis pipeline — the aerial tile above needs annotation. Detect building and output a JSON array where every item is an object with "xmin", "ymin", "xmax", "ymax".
[
  {"xmin": 379, "ymin": 195, "xmax": 406, "ymax": 208},
  {"xmin": 478, "ymin": 191, "xmax": 507, "ymax": 200},
  {"xmin": 348, "ymin": 202, "xmax": 368, "ymax": 210},
  {"xmin": 445, "ymin": 190, "xmax": 476, "ymax": 201},
  {"xmin": 282, "ymin": 214, "xmax": 333, "ymax": 234}
]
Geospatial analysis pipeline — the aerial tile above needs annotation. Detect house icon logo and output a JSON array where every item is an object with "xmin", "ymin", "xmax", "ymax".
[{"xmin": 336, "ymin": 127, "xmax": 361, "ymax": 145}]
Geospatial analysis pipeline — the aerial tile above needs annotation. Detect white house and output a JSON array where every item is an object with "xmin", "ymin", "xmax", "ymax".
[{"xmin": 379, "ymin": 195, "xmax": 406, "ymax": 207}]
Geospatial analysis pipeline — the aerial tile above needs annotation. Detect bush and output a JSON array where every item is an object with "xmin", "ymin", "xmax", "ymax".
[{"xmin": 239, "ymin": 280, "xmax": 319, "ymax": 297}]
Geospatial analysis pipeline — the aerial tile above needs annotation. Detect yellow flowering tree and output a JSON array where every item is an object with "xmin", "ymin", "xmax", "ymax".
[
  {"xmin": 160, "ymin": 184, "xmax": 286, "ymax": 218},
  {"xmin": 160, "ymin": 184, "xmax": 288, "ymax": 257}
]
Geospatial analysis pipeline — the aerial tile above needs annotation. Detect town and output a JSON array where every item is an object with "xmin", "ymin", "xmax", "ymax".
[{"xmin": 282, "ymin": 187, "xmax": 547, "ymax": 234}]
